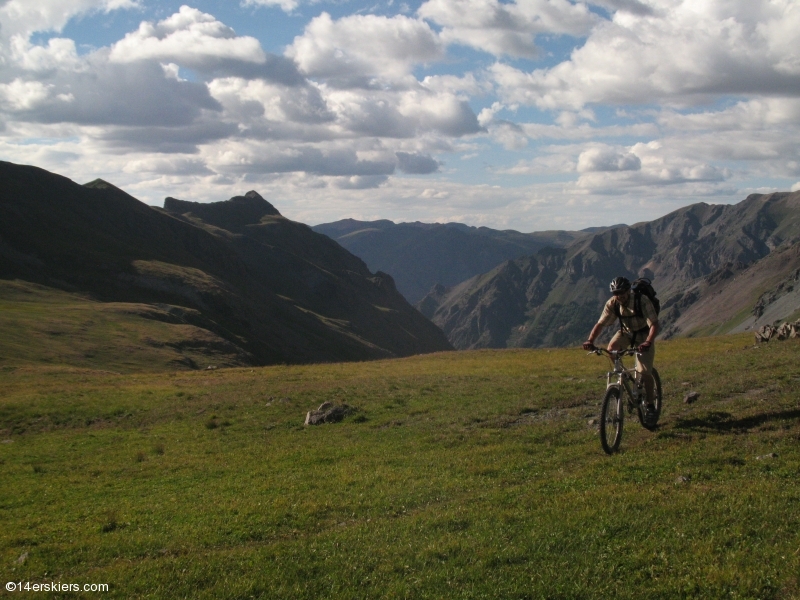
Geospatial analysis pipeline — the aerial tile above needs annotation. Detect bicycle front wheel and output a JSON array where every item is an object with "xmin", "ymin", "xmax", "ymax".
[{"xmin": 600, "ymin": 386, "xmax": 624, "ymax": 454}]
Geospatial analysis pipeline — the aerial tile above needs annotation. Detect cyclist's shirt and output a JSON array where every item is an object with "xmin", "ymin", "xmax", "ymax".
[{"xmin": 597, "ymin": 293, "xmax": 658, "ymax": 336}]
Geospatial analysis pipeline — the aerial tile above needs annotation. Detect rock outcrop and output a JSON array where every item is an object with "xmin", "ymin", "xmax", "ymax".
[{"xmin": 754, "ymin": 320, "xmax": 800, "ymax": 343}]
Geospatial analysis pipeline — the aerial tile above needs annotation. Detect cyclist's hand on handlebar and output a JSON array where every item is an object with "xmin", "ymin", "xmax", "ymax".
[
  {"xmin": 582, "ymin": 340, "xmax": 596, "ymax": 351},
  {"xmin": 637, "ymin": 340, "xmax": 652, "ymax": 353}
]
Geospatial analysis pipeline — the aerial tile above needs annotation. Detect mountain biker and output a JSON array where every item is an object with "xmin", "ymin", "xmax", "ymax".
[{"xmin": 582, "ymin": 276, "xmax": 660, "ymax": 412}]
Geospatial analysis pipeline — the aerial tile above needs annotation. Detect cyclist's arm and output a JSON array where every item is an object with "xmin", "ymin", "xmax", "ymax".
[
  {"xmin": 641, "ymin": 296, "xmax": 659, "ymax": 345},
  {"xmin": 588, "ymin": 298, "xmax": 618, "ymax": 344},
  {"xmin": 644, "ymin": 321, "xmax": 659, "ymax": 345},
  {"xmin": 636, "ymin": 322, "xmax": 659, "ymax": 352},
  {"xmin": 586, "ymin": 322, "xmax": 605, "ymax": 346}
]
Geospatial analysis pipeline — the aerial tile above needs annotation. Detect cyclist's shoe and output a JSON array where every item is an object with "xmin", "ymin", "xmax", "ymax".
[{"xmin": 643, "ymin": 402, "xmax": 657, "ymax": 425}]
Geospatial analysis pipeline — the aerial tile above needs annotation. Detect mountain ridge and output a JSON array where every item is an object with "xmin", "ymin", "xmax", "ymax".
[
  {"xmin": 313, "ymin": 219, "xmax": 591, "ymax": 304},
  {"xmin": 0, "ymin": 161, "xmax": 452, "ymax": 368},
  {"xmin": 418, "ymin": 191, "xmax": 800, "ymax": 349},
  {"xmin": 163, "ymin": 192, "xmax": 282, "ymax": 233}
]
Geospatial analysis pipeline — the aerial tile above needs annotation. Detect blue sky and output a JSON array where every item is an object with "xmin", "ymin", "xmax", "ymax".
[{"xmin": 1, "ymin": 0, "xmax": 799, "ymax": 231}]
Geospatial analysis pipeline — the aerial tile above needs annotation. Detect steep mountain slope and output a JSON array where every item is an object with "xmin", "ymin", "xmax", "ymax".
[
  {"xmin": 420, "ymin": 192, "xmax": 800, "ymax": 349},
  {"xmin": 673, "ymin": 241, "xmax": 800, "ymax": 337},
  {"xmin": 313, "ymin": 219, "xmax": 589, "ymax": 304},
  {"xmin": 0, "ymin": 161, "xmax": 452, "ymax": 368},
  {"xmin": 0, "ymin": 279, "xmax": 251, "ymax": 371}
]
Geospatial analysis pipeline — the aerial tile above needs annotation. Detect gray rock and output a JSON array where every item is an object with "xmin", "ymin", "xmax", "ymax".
[
  {"xmin": 756, "ymin": 453, "xmax": 778, "ymax": 460},
  {"xmin": 683, "ymin": 391, "xmax": 700, "ymax": 404},
  {"xmin": 755, "ymin": 321, "xmax": 800, "ymax": 343},
  {"xmin": 675, "ymin": 475, "xmax": 691, "ymax": 484},
  {"xmin": 776, "ymin": 321, "xmax": 800, "ymax": 340},
  {"xmin": 304, "ymin": 403, "xmax": 355, "ymax": 426},
  {"xmin": 755, "ymin": 325, "xmax": 776, "ymax": 343}
]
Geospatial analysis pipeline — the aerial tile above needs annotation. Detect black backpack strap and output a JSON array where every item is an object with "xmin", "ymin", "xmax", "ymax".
[{"xmin": 615, "ymin": 295, "xmax": 646, "ymax": 333}]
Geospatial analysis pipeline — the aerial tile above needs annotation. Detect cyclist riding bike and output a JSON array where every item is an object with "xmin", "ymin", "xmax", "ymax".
[{"xmin": 583, "ymin": 276, "xmax": 660, "ymax": 415}]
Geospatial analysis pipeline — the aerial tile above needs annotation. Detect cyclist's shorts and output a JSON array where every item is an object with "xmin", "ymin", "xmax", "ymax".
[{"xmin": 609, "ymin": 330, "xmax": 655, "ymax": 374}]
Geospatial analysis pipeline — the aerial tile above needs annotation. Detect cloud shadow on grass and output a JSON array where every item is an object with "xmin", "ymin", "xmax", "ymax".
[{"xmin": 672, "ymin": 409, "xmax": 800, "ymax": 434}]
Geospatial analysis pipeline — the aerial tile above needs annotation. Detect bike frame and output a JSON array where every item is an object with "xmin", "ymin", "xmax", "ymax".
[{"xmin": 598, "ymin": 348, "xmax": 644, "ymax": 412}]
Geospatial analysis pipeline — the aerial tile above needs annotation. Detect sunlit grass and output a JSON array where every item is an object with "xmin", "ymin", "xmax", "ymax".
[{"xmin": 1, "ymin": 334, "xmax": 799, "ymax": 598}]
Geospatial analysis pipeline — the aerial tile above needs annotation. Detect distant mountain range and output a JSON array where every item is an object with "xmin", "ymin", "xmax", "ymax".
[
  {"xmin": 0, "ymin": 161, "xmax": 452, "ymax": 368},
  {"xmin": 312, "ymin": 219, "xmax": 596, "ymax": 304},
  {"xmin": 4, "ymin": 161, "xmax": 797, "ymax": 366},
  {"xmin": 416, "ymin": 192, "xmax": 800, "ymax": 349}
]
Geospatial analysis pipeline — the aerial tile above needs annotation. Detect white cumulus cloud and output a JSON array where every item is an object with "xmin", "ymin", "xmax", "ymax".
[
  {"xmin": 209, "ymin": 77, "xmax": 332, "ymax": 127},
  {"xmin": 109, "ymin": 6, "xmax": 266, "ymax": 69},
  {"xmin": 0, "ymin": 0, "xmax": 138, "ymax": 41},
  {"xmin": 9, "ymin": 36, "xmax": 83, "ymax": 72},
  {"xmin": 0, "ymin": 79, "xmax": 55, "ymax": 110},
  {"xmin": 659, "ymin": 98, "xmax": 800, "ymax": 132},
  {"xmin": 492, "ymin": 0, "xmax": 800, "ymax": 110},
  {"xmin": 419, "ymin": 0, "xmax": 597, "ymax": 58},
  {"xmin": 286, "ymin": 13, "xmax": 442, "ymax": 83},
  {"xmin": 576, "ymin": 139, "xmax": 732, "ymax": 193},
  {"xmin": 577, "ymin": 144, "xmax": 641, "ymax": 172}
]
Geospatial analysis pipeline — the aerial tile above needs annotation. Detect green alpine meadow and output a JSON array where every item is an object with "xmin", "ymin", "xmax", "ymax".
[
  {"xmin": 2, "ymin": 161, "xmax": 799, "ymax": 597},
  {"xmin": 2, "ymin": 333, "xmax": 798, "ymax": 598}
]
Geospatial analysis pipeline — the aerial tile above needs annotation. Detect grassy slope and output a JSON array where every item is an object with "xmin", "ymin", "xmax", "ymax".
[
  {"xmin": 1, "ymin": 335, "xmax": 799, "ymax": 598},
  {"xmin": 0, "ymin": 280, "xmax": 250, "ymax": 372}
]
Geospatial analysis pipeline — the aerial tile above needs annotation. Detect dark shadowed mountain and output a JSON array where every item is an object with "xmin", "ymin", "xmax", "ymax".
[
  {"xmin": 312, "ymin": 219, "xmax": 593, "ymax": 304},
  {"xmin": 419, "ymin": 192, "xmax": 800, "ymax": 349},
  {"xmin": 0, "ymin": 161, "xmax": 452, "ymax": 368}
]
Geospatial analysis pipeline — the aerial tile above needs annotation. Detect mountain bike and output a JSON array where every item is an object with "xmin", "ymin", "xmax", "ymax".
[{"xmin": 589, "ymin": 348, "xmax": 662, "ymax": 454}]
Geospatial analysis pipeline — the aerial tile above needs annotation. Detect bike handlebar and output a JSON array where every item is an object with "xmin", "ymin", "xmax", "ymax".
[{"xmin": 587, "ymin": 347, "xmax": 641, "ymax": 358}]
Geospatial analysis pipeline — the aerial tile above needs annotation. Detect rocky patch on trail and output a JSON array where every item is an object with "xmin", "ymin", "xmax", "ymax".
[{"xmin": 304, "ymin": 402, "xmax": 356, "ymax": 425}]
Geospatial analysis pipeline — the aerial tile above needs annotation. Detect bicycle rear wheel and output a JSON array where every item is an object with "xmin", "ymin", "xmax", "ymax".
[{"xmin": 600, "ymin": 386, "xmax": 624, "ymax": 454}]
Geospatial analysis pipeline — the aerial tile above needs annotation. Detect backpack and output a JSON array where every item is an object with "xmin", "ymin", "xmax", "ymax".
[{"xmin": 613, "ymin": 278, "xmax": 660, "ymax": 321}]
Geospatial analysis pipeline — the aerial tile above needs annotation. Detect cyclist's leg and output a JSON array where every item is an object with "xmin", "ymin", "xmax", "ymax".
[
  {"xmin": 607, "ymin": 330, "xmax": 627, "ymax": 352},
  {"xmin": 635, "ymin": 344, "xmax": 657, "ymax": 404}
]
